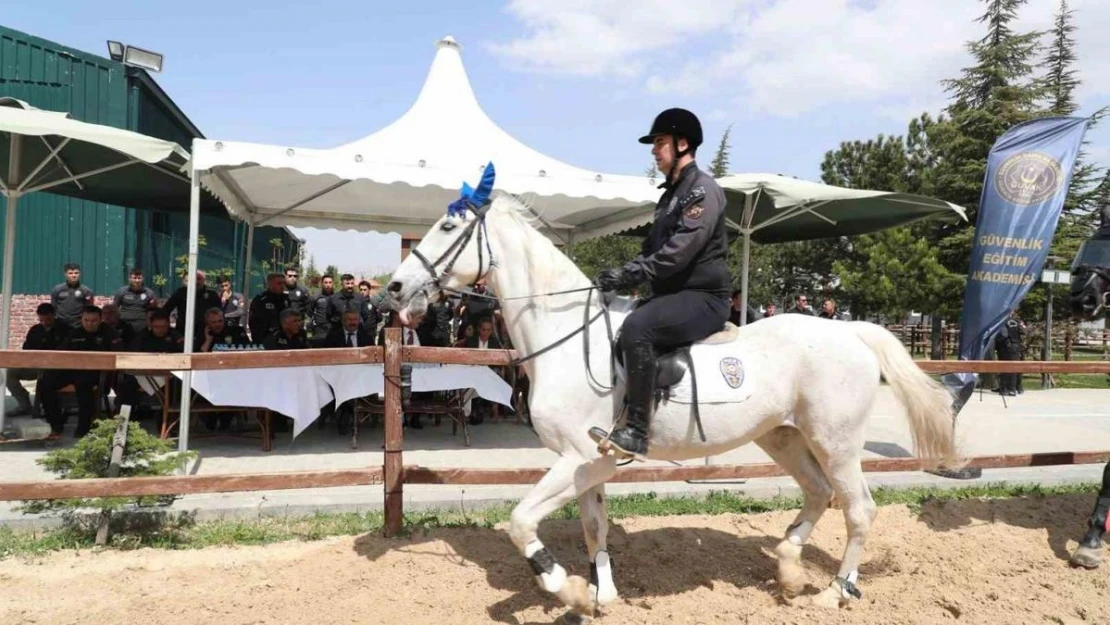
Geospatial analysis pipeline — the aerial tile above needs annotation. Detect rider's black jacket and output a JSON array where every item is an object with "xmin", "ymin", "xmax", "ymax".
[{"xmin": 624, "ymin": 161, "xmax": 730, "ymax": 297}]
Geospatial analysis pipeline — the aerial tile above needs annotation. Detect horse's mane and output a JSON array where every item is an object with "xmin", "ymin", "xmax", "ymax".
[
  {"xmin": 489, "ymin": 190, "xmax": 543, "ymax": 226},
  {"xmin": 487, "ymin": 191, "xmax": 640, "ymax": 315}
]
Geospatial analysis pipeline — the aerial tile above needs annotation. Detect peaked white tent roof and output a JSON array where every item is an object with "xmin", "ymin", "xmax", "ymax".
[{"xmin": 190, "ymin": 36, "xmax": 659, "ymax": 239}]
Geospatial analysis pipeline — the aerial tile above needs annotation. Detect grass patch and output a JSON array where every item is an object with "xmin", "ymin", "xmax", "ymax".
[{"xmin": 0, "ymin": 481, "xmax": 1098, "ymax": 559}]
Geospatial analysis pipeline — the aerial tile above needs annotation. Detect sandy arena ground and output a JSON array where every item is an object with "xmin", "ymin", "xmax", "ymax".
[{"xmin": 1, "ymin": 493, "xmax": 1108, "ymax": 625}]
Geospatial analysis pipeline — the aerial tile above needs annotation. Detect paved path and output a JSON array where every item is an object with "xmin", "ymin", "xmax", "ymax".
[{"xmin": 2, "ymin": 387, "xmax": 1109, "ymax": 527}]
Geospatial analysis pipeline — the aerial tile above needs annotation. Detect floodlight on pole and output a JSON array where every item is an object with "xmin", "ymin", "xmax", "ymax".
[
  {"xmin": 106, "ymin": 40, "xmax": 124, "ymax": 61},
  {"xmin": 106, "ymin": 41, "xmax": 164, "ymax": 73},
  {"xmin": 123, "ymin": 45, "xmax": 164, "ymax": 73}
]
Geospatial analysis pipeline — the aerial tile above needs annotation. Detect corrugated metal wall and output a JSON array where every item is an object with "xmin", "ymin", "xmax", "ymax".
[
  {"xmin": 0, "ymin": 25, "xmax": 300, "ymax": 298},
  {"xmin": 0, "ymin": 26, "xmax": 130, "ymax": 295}
]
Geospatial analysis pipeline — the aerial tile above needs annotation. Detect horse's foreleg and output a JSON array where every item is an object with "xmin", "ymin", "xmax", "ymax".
[
  {"xmin": 580, "ymin": 484, "xmax": 618, "ymax": 608},
  {"xmin": 1071, "ymin": 460, "xmax": 1110, "ymax": 569},
  {"xmin": 509, "ymin": 454, "xmax": 617, "ymax": 614}
]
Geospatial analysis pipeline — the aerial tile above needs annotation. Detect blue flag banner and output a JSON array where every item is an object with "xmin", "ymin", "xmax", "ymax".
[{"xmin": 943, "ymin": 116, "xmax": 1090, "ymax": 413}]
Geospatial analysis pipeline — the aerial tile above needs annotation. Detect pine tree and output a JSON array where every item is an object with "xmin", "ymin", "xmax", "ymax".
[
  {"xmin": 709, "ymin": 125, "xmax": 733, "ymax": 178},
  {"xmin": 925, "ymin": 0, "xmax": 1048, "ymax": 296},
  {"xmin": 645, "ymin": 160, "xmax": 658, "ymax": 185},
  {"xmin": 942, "ymin": 0, "xmax": 1045, "ymax": 110},
  {"xmin": 1039, "ymin": 0, "xmax": 1105, "ymax": 216},
  {"xmin": 1044, "ymin": 0, "xmax": 1079, "ymax": 116}
]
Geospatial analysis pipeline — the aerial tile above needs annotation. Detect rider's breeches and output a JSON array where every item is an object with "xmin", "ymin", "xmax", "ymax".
[{"xmin": 619, "ymin": 291, "xmax": 730, "ymax": 355}]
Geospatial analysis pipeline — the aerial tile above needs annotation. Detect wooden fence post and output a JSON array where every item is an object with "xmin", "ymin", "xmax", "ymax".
[{"xmin": 383, "ymin": 327, "xmax": 404, "ymax": 537}]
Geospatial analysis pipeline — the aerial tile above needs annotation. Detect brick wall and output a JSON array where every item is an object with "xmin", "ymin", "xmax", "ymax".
[{"xmin": 5, "ymin": 293, "xmax": 116, "ymax": 347}]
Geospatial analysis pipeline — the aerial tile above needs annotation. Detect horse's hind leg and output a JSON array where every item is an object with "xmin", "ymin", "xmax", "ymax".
[
  {"xmin": 1071, "ymin": 460, "xmax": 1110, "ymax": 569},
  {"xmin": 580, "ymin": 483, "xmax": 618, "ymax": 608},
  {"xmin": 509, "ymin": 454, "xmax": 617, "ymax": 615},
  {"xmin": 755, "ymin": 426, "xmax": 834, "ymax": 598},
  {"xmin": 808, "ymin": 450, "xmax": 877, "ymax": 609}
]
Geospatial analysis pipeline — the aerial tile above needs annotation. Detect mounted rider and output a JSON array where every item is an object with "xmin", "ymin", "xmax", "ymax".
[{"xmin": 591, "ymin": 107, "xmax": 731, "ymax": 459}]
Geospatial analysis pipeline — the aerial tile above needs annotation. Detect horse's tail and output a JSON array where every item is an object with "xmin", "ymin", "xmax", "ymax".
[{"xmin": 848, "ymin": 321, "xmax": 963, "ymax": 470}]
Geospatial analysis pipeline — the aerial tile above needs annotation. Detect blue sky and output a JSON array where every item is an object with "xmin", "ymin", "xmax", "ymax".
[{"xmin": 5, "ymin": 0, "xmax": 1109, "ymax": 276}]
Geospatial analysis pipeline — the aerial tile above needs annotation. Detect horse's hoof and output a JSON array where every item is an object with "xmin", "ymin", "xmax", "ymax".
[
  {"xmin": 556, "ymin": 575, "xmax": 595, "ymax": 616},
  {"xmin": 1070, "ymin": 544, "xmax": 1104, "ymax": 569},
  {"xmin": 558, "ymin": 610, "xmax": 591, "ymax": 625},
  {"xmin": 774, "ymin": 541, "xmax": 806, "ymax": 597},
  {"xmin": 810, "ymin": 585, "xmax": 847, "ymax": 609}
]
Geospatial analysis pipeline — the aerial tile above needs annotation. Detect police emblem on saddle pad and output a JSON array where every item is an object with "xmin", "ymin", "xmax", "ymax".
[
  {"xmin": 719, "ymin": 357, "xmax": 743, "ymax": 388},
  {"xmin": 613, "ymin": 341, "xmax": 754, "ymax": 404}
]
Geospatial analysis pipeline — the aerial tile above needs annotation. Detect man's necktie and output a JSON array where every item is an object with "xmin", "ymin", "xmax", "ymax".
[{"xmin": 348, "ymin": 332, "xmax": 356, "ymax": 347}]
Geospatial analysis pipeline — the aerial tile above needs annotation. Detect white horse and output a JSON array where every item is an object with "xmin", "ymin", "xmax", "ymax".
[{"xmin": 385, "ymin": 190, "xmax": 961, "ymax": 620}]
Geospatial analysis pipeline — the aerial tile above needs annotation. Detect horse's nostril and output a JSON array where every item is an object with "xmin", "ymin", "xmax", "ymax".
[{"xmin": 387, "ymin": 281, "xmax": 403, "ymax": 293}]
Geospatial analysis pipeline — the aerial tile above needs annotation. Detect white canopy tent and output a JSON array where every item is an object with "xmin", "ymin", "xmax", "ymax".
[{"xmin": 180, "ymin": 35, "xmax": 661, "ymax": 451}]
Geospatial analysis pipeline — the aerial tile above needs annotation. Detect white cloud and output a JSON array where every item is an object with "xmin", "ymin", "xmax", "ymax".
[{"xmin": 491, "ymin": 0, "xmax": 1110, "ymax": 118}]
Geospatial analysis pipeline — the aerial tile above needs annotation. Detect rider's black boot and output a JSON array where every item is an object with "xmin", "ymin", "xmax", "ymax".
[{"xmin": 605, "ymin": 343, "xmax": 656, "ymax": 458}]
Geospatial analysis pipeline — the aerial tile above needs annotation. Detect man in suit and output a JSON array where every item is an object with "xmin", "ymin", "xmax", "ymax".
[
  {"xmin": 316, "ymin": 310, "xmax": 374, "ymax": 434},
  {"xmin": 320, "ymin": 310, "xmax": 375, "ymax": 348},
  {"xmin": 377, "ymin": 310, "xmax": 425, "ymax": 428},
  {"xmin": 464, "ymin": 317, "xmax": 502, "ymax": 350},
  {"xmin": 463, "ymin": 317, "xmax": 503, "ymax": 424}
]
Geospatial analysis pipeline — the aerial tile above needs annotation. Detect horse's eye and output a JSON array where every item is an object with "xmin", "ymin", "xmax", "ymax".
[{"xmin": 441, "ymin": 222, "xmax": 457, "ymax": 232}]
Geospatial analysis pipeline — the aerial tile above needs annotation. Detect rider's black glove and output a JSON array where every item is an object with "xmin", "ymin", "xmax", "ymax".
[{"xmin": 595, "ymin": 267, "xmax": 637, "ymax": 291}]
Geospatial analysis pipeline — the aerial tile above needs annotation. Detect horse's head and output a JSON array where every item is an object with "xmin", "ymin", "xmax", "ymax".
[
  {"xmin": 386, "ymin": 162, "xmax": 499, "ymax": 325},
  {"xmin": 1067, "ymin": 233, "xmax": 1110, "ymax": 321}
]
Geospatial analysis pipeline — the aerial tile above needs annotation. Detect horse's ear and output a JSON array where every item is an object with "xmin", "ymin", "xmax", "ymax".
[{"xmin": 471, "ymin": 162, "xmax": 496, "ymax": 206}]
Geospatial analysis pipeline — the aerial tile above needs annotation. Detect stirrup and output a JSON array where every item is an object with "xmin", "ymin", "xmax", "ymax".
[{"xmin": 588, "ymin": 426, "xmax": 648, "ymax": 462}]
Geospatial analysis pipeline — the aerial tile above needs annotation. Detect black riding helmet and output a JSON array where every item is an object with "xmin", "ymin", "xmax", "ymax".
[{"xmin": 638, "ymin": 108, "xmax": 703, "ymax": 160}]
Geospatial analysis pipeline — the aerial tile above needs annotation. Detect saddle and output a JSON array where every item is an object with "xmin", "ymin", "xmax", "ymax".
[{"xmin": 614, "ymin": 322, "xmax": 740, "ymax": 393}]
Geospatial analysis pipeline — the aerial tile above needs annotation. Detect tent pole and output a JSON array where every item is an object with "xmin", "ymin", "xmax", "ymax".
[
  {"xmin": 740, "ymin": 230, "xmax": 751, "ymax": 326},
  {"xmin": 0, "ymin": 134, "xmax": 21, "ymax": 438},
  {"xmin": 739, "ymin": 193, "xmax": 754, "ymax": 326},
  {"xmin": 178, "ymin": 167, "xmax": 201, "ymax": 457},
  {"xmin": 243, "ymin": 219, "xmax": 255, "ymax": 298}
]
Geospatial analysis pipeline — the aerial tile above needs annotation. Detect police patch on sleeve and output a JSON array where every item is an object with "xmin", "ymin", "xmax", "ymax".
[{"xmin": 684, "ymin": 204, "xmax": 705, "ymax": 220}]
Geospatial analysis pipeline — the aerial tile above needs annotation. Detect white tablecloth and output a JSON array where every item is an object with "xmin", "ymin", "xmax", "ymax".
[{"xmin": 171, "ymin": 363, "xmax": 512, "ymax": 438}]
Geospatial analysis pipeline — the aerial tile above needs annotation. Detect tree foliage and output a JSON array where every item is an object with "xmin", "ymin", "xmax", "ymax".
[
  {"xmin": 19, "ymin": 418, "xmax": 195, "ymax": 519},
  {"xmin": 708, "ymin": 125, "xmax": 733, "ymax": 178}
]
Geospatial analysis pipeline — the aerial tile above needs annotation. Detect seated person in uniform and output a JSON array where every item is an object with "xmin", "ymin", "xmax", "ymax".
[
  {"xmin": 262, "ymin": 309, "xmax": 309, "ymax": 350},
  {"xmin": 116, "ymin": 309, "xmax": 183, "ymax": 416},
  {"xmin": 40, "ymin": 305, "xmax": 122, "ymax": 439},
  {"xmin": 262, "ymin": 309, "xmax": 308, "ymax": 433},
  {"xmin": 195, "ymin": 307, "xmax": 251, "ymax": 431},
  {"xmin": 5, "ymin": 303, "xmax": 70, "ymax": 417},
  {"xmin": 197, "ymin": 307, "xmax": 251, "ymax": 352}
]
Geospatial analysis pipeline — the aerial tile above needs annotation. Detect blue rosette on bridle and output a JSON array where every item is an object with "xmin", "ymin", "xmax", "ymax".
[{"xmin": 445, "ymin": 161, "xmax": 496, "ymax": 224}]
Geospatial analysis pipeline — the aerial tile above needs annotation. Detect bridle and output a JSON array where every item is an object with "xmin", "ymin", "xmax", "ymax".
[
  {"xmin": 409, "ymin": 198, "xmax": 496, "ymax": 295},
  {"xmin": 403, "ymin": 197, "xmax": 615, "ymax": 382}
]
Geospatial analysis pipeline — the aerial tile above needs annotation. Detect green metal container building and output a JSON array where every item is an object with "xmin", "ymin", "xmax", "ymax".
[{"xmin": 0, "ymin": 24, "xmax": 300, "ymax": 299}]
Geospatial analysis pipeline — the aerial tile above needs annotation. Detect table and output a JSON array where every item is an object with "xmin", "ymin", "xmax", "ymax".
[{"xmin": 171, "ymin": 363, "xmax": 513, "ymax": 442}]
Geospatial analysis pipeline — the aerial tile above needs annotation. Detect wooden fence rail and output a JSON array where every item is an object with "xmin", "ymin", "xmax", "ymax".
[{"xmin": 2, "ymin": 343, "xmax": 1110, "ymax": 536}]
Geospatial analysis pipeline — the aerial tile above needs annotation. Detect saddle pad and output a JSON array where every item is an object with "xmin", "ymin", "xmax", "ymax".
[{"xmin": 616, "ymin": 341, "xmax": 755, "ymax": 405}]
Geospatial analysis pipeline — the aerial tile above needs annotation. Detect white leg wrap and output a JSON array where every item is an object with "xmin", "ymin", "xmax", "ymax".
[
  {"xmin": 525, "ymin": 540, "xmax": 567, "ymax": 593},
  {"xmin": 590, "ymin": 551, "xmax": 618, "ymax": 605}
]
